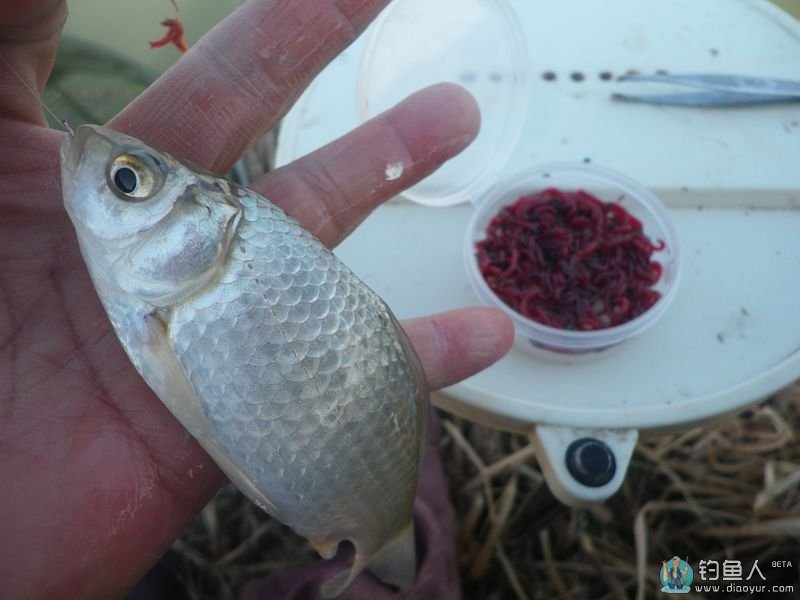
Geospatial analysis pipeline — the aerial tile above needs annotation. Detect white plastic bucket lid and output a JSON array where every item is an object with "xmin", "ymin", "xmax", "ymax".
[{"xmin": 358, "ymin": 0, "xmax": 530, "ymax": 207}]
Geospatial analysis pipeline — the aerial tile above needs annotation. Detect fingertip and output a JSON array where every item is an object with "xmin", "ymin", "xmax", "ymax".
[
  {"xmin": 421, "ymin": 81, "xmax": 482, "ymax": 150},
  {"xmin": 384, "ymin": 82, "xmax": 482, "ymax": 166},
  {"xmin": 456, "ymin": 307, "xmax": 515, "ymax": 369},
  {"xmin": 404, "ymin": 308, "xmax": 514, "ymax": 391},
  {"xmin": 471, "ymin": 307, "xmax": 516, "ymax": 356}
]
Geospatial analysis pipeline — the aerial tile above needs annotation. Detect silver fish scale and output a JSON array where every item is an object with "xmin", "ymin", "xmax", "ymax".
[{"xmin": 168, "ymin": 192, "xmax": 424, "ymax": 546}]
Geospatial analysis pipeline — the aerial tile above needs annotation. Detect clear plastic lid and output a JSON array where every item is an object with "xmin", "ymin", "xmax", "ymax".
[{"xmin": 358, "ymin": 0, "xmax": 529, "ymax": 207}]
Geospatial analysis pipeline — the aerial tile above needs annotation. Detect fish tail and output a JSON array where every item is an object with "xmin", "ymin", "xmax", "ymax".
[
  {"xmin": 320, "ymin": 521, "xmax": 416, "ymax": 598},
  {"xmin": 364, "ymin": 520, "xmax": 417, "ymax": 591}
]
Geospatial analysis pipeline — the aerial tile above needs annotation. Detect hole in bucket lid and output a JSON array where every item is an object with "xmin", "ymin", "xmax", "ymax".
[{"xmin": 565, "ymin": 438, "xmax": 616, "ymax": 487}]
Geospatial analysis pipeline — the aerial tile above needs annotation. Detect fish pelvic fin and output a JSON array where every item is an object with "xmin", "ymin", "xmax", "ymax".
[{"xmin": 319, "ymin": 520, "xmax": 417, "ymax": 598}]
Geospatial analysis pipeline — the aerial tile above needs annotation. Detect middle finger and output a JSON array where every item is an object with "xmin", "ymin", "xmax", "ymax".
[
  {"xmin": 255, "ymin": 83, "xmax": 480, "ymax": 248},
  {"xmin": 110, "ymin": 0, "xmax": 389, "ymax": 174}
]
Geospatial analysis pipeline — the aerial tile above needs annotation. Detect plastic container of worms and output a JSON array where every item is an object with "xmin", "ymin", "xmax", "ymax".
[
  {"xmin": 357, "ymin": 0, "xmax": 681, "ymax": 354},
  {"xmin": 464, "ymin": 163, "xmax": 681, "ymax": 354}
]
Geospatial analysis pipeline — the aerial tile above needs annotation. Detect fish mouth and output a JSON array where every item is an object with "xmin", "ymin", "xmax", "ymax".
[
  {"xmin": 60, "ymin": 124, "xmax": 107, "ymax": 175},
  {"xmin": 59, "ymin": 127, "xmax": 81, "ymax": 187},
  {"xmin": 59, "ymin": 125, "xmax": 116, "ymax": 206}
]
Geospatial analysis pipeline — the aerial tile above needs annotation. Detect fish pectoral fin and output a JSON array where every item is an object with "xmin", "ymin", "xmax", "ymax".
[
  {"xmin": 319, "ymin": 521, "xmax": 417, "ymax": 598},
  {"xmin": 141, "ymin": 311, "xmax": 280, "ymax": 521}
]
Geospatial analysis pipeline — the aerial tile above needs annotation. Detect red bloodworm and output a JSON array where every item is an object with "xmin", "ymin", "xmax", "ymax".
[{"xmin": 476, "ymin": 188, "xmax": 665, "ymax": 331}]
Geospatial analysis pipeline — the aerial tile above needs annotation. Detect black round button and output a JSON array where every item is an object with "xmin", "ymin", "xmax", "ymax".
[{"xmin": 565, "ymin": 438, "xmax": 616, "ymax": 487}]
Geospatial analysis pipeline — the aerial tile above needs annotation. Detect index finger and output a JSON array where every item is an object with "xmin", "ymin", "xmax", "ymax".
[{"xmin": 110, "ymin": 0, "xmax": 389, "ymax": 174}]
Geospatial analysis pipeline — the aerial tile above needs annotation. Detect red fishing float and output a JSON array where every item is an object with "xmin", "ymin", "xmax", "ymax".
[{"xmin": 149, "ymin": 0, "xmax": 188, "ymax": 53}]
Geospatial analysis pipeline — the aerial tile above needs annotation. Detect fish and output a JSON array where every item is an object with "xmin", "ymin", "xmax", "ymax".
[{"xmin": 60, "ymin": 124, "xmax": 429, "ymax": 597}]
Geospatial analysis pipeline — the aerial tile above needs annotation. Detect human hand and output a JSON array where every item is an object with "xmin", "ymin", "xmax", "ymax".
[{"xmin": 0, "ymin": 1, "xmax": 514, "ymax": 597}]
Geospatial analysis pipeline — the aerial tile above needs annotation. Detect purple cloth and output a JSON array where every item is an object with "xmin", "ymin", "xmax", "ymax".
[{"xmin": 241, "ymin": 412, "xmax": 461, "ymax": 600}]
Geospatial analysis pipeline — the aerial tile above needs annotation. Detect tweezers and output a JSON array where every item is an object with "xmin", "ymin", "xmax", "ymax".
[{"xmin": 612, "ymin": 73, "xmax": 800, "ymax": 107}]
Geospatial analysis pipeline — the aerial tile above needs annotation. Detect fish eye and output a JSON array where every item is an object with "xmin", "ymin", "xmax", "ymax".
[
  {"xmin": 108, "ymin": 152, "xmax": 164, "ymax": 201},
  {"xmin": 113, "ymin": 166, "xmax": 139, "ymax": 194}
]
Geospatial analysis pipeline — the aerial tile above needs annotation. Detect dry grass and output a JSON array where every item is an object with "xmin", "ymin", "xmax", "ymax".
[
  {"xmin": 445, "ymin": 386, "xmax": 800, "ymax": 600},
  {"xmin": 165, "ymin": 383, "xmax": 800, "ymax": 599}
]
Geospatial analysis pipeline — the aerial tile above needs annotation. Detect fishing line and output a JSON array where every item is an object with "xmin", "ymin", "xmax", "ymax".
[{"xmin": 0, "ymin": 54, "xmax": 75, "ymax": 136}]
